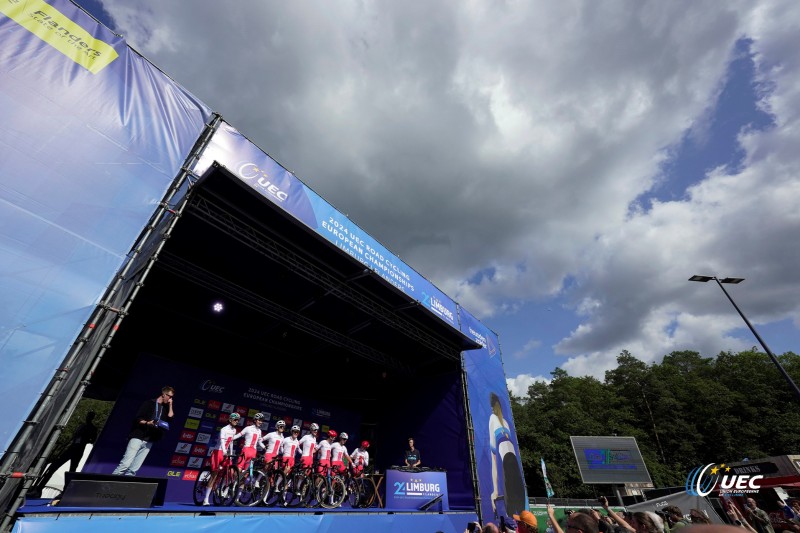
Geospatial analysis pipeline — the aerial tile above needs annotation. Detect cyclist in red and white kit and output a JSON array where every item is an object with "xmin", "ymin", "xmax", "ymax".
[
  {"xmin": 316, "ymin": 429, "xmax": 336, "ymax": 474},
  {"xmin": 202, "ymin": 411, "xmax": 242, "ymax": 505},
  {"xmin": 238, "ymin": 412, "xmax": 266, "ymax": 471},
  {"xmin": 350, "ymin": 440, "xmax": 370, "ymax": 477},
  {"xmin": 330, "ymin": 431, "xmax": 352, "ymax": 476},
  {"xmin": 298, "ymin": 423, "xmax": 319, "ymax": 469},
  {"xmin": 279, "ymin": 425, "xmax": 301, "ymax": 473},
  {"xmin": 260, "ymin": 419, "xmax": 286, "ymax": 467}
]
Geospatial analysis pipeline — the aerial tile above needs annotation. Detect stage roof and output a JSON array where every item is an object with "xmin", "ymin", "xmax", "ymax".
[{"xmin": 88, "ymin": 163, "xmax": 480, "ymax": 404}]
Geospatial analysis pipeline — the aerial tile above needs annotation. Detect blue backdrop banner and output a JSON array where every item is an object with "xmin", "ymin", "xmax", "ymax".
[{"xmin": 460, "ymin": 308, "xmax": 528, "ymax": 521}]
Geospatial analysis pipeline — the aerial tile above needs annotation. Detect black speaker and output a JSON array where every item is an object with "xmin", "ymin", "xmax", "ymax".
[{"xmin": 59, "ymin": 472, "xmax": 168, "ymax": 508}]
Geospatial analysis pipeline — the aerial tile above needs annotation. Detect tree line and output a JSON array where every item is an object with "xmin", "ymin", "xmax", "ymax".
[{"xmin": 510, "ymin": 349, "xmax": 800, "ymax": 498}]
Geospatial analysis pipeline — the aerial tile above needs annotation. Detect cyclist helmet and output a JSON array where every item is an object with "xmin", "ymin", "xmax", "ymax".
[
  {"xmin": 253, "ymin": 412, "xmax": 265, "ymax": 421},
  {"xmin": 310, "ymin": 423, "xmax": 319, "ymax": 431},
  {"xmin": 291, "ymin": 425, "xmax": 301, "ymax": 433},
  {"xmin": 229, "ymin": 412, "xmax": 241, "ymax": 420},
  {"xmin": 276, "ymin": 420, "xmax": 286, "ymax": 428},
  {"xmin": 361, "ymin": 440, "xmax": 370, "ymax": 448},
  {"xmin": 328, "ymin": 429, "xmax": 337, "ymax": 439},
  {"xmin": 340, "ymin": 432, "xmax": 349, "ymax": 440}
]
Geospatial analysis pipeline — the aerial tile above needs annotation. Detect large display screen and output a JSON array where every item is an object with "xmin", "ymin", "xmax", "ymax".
[{"xmin": 570, "ymin": 436, "xmax": 652, "ymax": 484}]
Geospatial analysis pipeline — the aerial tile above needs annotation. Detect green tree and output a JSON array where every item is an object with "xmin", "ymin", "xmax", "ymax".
[{"xmin": 511, "ymin": 349, "xmax": 800, "ymax": 498}]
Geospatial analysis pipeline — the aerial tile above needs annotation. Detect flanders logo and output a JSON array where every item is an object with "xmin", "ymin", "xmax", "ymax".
[
  {"xmin": 686, "ymin": 463, "xmax": 763, "ymax": 496},
  {"xmin": 1, "ymin": 0, "xmax": 118, "ymax": 74}
]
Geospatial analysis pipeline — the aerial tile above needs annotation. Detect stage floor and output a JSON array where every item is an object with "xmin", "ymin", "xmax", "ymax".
[{"xmin": 15, "ymin": 498, "xmax": 478, "ymax": 533}]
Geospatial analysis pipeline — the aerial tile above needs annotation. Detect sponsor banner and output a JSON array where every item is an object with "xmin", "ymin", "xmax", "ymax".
[
  {"xmin": 460, "ymin": 308, "xmax": 528, "ymax": 520},
  {"xmin": 386, "ymin": 469, "xmax": 449, "ymax": 510},
  {"xmin": 193, "ymin": 122, "xmax": 459, "ymax": 331},
  {"xmin": 0, "ymin": 0, "xmax": 210, "ymax": 455}
]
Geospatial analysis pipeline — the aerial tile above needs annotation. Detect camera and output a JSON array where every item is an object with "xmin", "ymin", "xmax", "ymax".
[
  {"xmin": 565, "ymin": 510, "xmax": 575, "ymax": 516},
  {"xmin": 467, "ymin": 521, "xmax": 481, "ymax": 532}
]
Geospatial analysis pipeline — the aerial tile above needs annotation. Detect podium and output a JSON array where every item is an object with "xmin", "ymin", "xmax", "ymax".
[
  {"xmin": 385, "ymin": 468, "xmax": 449, "ymax": 510},
  {"xmin": 59, "ymin": 473, "xmax": 167, "ymax": 508}
]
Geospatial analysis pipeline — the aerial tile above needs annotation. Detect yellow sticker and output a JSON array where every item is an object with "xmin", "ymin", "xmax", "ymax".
[{"xmin": 1, "ymin": 0, "xmax": 118, "ymax": 74}]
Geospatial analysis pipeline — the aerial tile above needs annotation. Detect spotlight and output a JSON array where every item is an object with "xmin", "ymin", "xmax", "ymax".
[{"xmin": 212, "ymin": 302, "xmax": 224, "ymax": 313}]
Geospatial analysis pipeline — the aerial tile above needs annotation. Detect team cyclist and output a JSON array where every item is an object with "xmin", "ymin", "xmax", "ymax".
[
  {"xmin": 238, "ymin": 412, "xmax": 266, "ymax": 471},
  {"xmin": 316, "ymin": 429, "xmax": 336, "ymax": 474},
  {"xmin": 279, "ymin": 425, "xmax": 301, "ymax": 474},
  {"xmin": 202, "ymin": 411, "xmax": 242, "ymax": 506},
  {"xmin": 298, "ymin": 423, "xmax": 319, "ymax": 469},
  {"xmin": 350, "ymin": 440, "xmax": 370, "ymax": 477},
  {"xmin": 330, "ymin": 431, "xmax": 352, "ymax": 476},
  {"xmin": 261, "ymin": 419, "xmax": 286, "ymax": 467}
]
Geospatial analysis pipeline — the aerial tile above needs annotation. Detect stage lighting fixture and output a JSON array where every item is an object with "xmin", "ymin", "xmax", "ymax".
[{"xmin": 212, "ymin": 302, "xmax": 224, "ymax": 313}]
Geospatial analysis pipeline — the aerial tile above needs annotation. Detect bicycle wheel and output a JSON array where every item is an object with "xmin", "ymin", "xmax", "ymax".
[
  {"xmin": 234, "ymin": 470, "xmax": 262, "ymax": 507},
  {"xmin": 280, "ymin": 470, "xmax": 303, "ymax": 508},
  {"xmin": 346, "ymin": 477, "xmax": 360, "ymax": 508},
  {"xmin": 319, "ymin": 476, "xmax": 346, "ymax": 509},
  {"xmin": 329, "ymin": 476, "xmax": 346, "ymax": 508},
  {"xmin": 193, "ymin": 467, "xmax": 212, "ymax": 506},
  {"xmin": 360, "ymin": 477, "xmax": 377, "ymax": 508},
  {"xmin": 214, "ymin": 465, "xmax": 239, "ymax": 506},
  {"xmin": 302, "ymin": 474, "xmax": 324, "ymax": 508},
  {"xmin": 263, "ymin": 470, "xmax": 285, "ymax": 507}
]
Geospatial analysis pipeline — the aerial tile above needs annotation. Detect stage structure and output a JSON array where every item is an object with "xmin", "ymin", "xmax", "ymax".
[{"xmin": 0, "ymin": 1, "xmax": 528, "ymax": 531}]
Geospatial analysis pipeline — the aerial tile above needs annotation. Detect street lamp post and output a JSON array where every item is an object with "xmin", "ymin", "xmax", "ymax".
[{"xmin": 689, "ymin": 275, "xmax": 800, "ymax": 402}]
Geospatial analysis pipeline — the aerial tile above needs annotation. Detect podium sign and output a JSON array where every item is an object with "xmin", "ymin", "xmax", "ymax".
[
  {"xmin": 385, "ymin": 469, "xmax": 449, "ymax": 510},
  {"xmin": 59, "ymin": 479, "xmax": 158, "ymax": 508}
]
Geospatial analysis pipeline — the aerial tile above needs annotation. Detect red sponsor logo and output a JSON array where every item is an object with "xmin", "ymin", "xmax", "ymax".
[
  {"xmin": 180, "ymin": 430, "xmax": 196, "ymax": 442},
  {"xmin": 236, "ymin": 406, "xmax": 248, "ymax": 416},
  {"xmin": 170, "ymin": 455, "xmax": 188, "ymax": 467},
  {"xmin": 217, "ymin": 413, "xmax": 228, "ymax": 423},
  {"xmin": 207, "ymin": 399, "xmax": 221, "ymax": 410},
  {"xmin": 183, "ymin": 469, "xmax": 199, "ymax": 482},
  {"xmin": 192, "ymin": 444, "xmax": 208, "ymax": 456}
]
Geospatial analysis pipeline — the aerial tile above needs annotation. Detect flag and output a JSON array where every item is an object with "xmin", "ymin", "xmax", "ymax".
[{"xmin": 541, "ymin": 457, "xmax": 555, "ymax": 498}]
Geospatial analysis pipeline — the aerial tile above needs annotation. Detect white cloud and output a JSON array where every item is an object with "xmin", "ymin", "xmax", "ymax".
[
  {"xmin": 95, "ymin": 0, "xmax": 800, "ymax": 378},
  {"xmin": 507, "ymin": 373, "xmax": 550, "ymax": 398}
]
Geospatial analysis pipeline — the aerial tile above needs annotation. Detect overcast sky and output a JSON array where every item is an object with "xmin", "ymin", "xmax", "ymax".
[{"xmin": 83, "ymin": 0, "xmax": 800, "ymax": 396}]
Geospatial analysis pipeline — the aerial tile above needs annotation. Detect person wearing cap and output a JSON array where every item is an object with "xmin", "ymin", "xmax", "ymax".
[
  {"xmin": 351, "ymin": 440, "xmax": 370, "ymax": 477},
  {"xmin": 514, "ymin": 510, "xmax": 539, "ymax": 533},
  {"xmin": 404, "ymin": 437, "xmax": 421, "ymax": 468},
  {"xmin": 202, "ymin": 411, "xmax": 243, "ymax": 505}
]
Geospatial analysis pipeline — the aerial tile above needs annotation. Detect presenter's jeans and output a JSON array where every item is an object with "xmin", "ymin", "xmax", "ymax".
[{"xmin": 112, "ymin": 438, "xmax": 152, "ymax": 476}]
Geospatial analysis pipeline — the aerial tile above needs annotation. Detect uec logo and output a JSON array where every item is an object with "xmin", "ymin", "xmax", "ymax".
[{"xmin": 686, "ymin": 463, "xmax": 763, "ymax": 496}]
